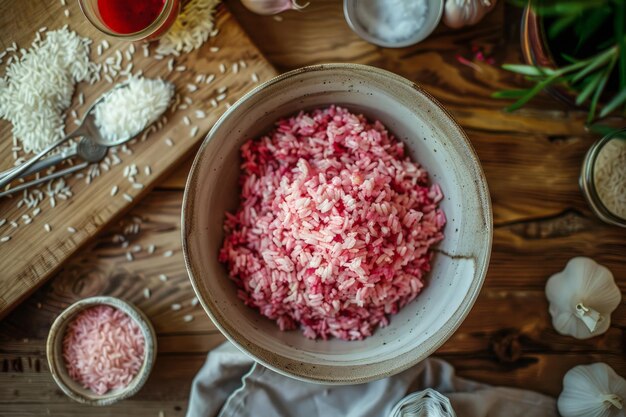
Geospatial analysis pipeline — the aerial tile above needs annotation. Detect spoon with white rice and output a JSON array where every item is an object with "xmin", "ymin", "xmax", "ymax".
[{"xmin": 0, "ymin": 76, "xmax": 174, "ymax": 191}]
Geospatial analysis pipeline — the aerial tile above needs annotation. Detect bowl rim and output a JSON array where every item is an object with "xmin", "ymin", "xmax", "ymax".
[
  {"xmin": 45, "ymin": 296, "xmax": 157, "ymax": 406},
  {"xmin": 182, "ymin": 63, "xmax": 493, "ymax": 384}
]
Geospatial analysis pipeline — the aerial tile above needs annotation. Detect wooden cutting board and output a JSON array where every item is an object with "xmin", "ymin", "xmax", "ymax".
[{"xmin": 0, "ymin": 1, "xmax": 277, "ymax": 318}]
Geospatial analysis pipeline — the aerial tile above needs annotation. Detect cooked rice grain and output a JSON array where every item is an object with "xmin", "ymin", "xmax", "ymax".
[{"xmin": 219, "ymin": 106, "xmax": 446, "ymax": 341}]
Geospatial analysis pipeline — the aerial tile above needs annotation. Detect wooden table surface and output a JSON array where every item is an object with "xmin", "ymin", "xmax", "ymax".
[{"xmin": 1, "ymin": 1, "xmax": 625, "ymax": 416}]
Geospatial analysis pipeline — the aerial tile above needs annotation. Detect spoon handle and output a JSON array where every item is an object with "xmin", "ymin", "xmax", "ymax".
[
  {"xmin": 0, "ymin": 146, "xmax": 78, "ymax": 180},
  {"xmin": 0, "ymin": 162, "xmax": 89, "ymax": 198},
  {"xmin": 0, "ymin": 129, "xmax": 82, "ymax": 189}
]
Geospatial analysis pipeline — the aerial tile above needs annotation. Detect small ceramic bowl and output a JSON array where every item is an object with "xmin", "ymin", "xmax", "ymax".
[
  {"xmin": 46, "ymin": 296, "xmax": 157, "ymax": 406},
  {"xmin": 343, "ymin": 0, "xmax": 444, "ymax": 48},
  {"xmin": 182, "ymin": 63, "xmax": 492, "ymax": 384}
]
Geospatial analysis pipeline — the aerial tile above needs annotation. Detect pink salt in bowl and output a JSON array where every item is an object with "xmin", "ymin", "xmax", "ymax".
[
  {"xmin": 182, "ymin": 63, "xmax": 492, "ymax": 384},
  {"xmin": 46, "ymin": 296, "xmax": 157, "ymax": 406}
]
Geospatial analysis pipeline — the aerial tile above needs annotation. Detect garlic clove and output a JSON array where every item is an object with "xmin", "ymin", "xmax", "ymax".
[
  {"xmin": 558, "ymin": 363, "xmax": 626, "ymax": 417},
  {"xmin": 575, "ymin": 303, "xmax": 603, "ymax": 333},
  {"xmin": 240, "ymin": 0, "xmax": 309, "ymax": 15},
  {"xmin": 545, "ymin": 257, "xmax": 621, "ymax": 340},
  {"xmin": 443, "ymin": 0, "xmax": 497, "ymax": 29}
]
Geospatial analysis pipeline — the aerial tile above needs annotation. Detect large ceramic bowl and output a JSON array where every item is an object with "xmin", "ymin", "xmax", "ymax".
[{"xmin": 182, "ymin": 63, "xmax": 492, "ymax": 384}]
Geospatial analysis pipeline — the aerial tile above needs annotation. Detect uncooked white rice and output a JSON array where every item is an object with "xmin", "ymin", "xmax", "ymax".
[
  {"xmin": 93, "ymin": 76, "xmax": 174, "ymax": 142},
  {"xmin": 0, "ymin": 28, "xmax": 97, "ymax": 153},
  {"xmin": 156, "ymin": 0, "xmax": 220, "ymax": 56}
]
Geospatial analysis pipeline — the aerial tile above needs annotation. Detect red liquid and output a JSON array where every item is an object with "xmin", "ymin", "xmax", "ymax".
[{"xmin": 97, "ymin": 0, "xmax": 167, "ymax": 34}]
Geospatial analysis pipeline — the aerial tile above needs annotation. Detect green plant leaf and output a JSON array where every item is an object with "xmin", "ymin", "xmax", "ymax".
[
  {"xmin": 588, "ymin": 56, "xmax": 617, "ymax": 122},
  {"xmin": 599, "ymin": 88, "xmax": 626, "ymax": 117},
  {"xmin": 560, "ymin": 53, "xmax": 580, "ymax": 64},
  {"xmin": 502, "ymin": 64, "xmax": 556, "ymax": 76},
  {"xmin": 548, "ymin": 13, "xmax": 579, "ymax": 38},
  {"xmin": 574, "ymin": 6, "xmax": 611, "ymax": 52},
  {"xmin": 616, "ymin": 0, "xmax": 626, "ymax": 91},
  {"xmin": 570, "ymin": 48, "xmax": 615, "ymax": 83},
  {"xmin": 589, "ymin": 123, "xmax": 626, "ymax": 139},
  {"xmin": 576, "ymin": 72, "xmax": 604, "ymax": 105},
  {"xmin": 492, "ymin": 89, "xmax": 531, "ymax": 99},
  {"xmin": 530, "ymin": 0, "xmax": 608, "ymax": 16},
  {"xmin": 505, "ymin": 74, "xmax": 561, "ymax": 112}
]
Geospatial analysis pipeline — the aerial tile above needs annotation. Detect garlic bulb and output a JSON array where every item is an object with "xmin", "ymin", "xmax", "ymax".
[
  {"xmin": 443, "ymin": 0, "xmax": 497, "ymax": 29},
  {"xmin": 240, "ymin": 0, "xmax": 309, "ymax": 15},
  {"xmin": 545, "ymin": 257, "xmax": 621, "ymax": 339},
  {"xmin": 388, "ymin": 388, "xmax": 456, "ymax": 417},
  {"xmin": 558, "ymin": 363, "xmax": 626, "ymax": 417}
]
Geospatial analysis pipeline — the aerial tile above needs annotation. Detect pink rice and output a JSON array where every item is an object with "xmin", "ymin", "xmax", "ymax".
[
  {"xmin": 219, "ymin": 106, "xmax": 446, "ymax": 341},
  {"xmin": 62, "ymin": 305, "xmax": 145, "ymax": 395}
]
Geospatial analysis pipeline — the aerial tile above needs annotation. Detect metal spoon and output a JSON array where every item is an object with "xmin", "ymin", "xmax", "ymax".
[
  {"xmin": 0, "ymin": 138, "xmax": 107, "ymax": 181},
  {"xmin": 0, "ymin": 139, "xmax": 108, "ymax": 197},
  {"xmin": 0, "ymin": 83, "xmax": 133, "ymax": 190}
]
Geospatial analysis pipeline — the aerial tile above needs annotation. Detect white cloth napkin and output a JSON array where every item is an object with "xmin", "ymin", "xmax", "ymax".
[{"xmin": 186, "ymin": 342, "xmax": 558, "ymax": 417}]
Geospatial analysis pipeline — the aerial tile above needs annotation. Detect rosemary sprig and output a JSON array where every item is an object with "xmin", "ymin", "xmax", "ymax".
[
  {"xmin": 493, "ymin": 46, "xmax": 619, "ymax": 120},
  {"xmin": 496, "ymin": 0, "xmax": 626, "ymax": 122}
]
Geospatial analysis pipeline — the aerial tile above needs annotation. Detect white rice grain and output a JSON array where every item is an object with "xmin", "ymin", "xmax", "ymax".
[
  {"xmin": 94, "ymin": 76, "xmax": 174, "ymax": 142},
  {"xmin": 156, "ymin": 0, "xmax": 220, "ymax": 56},
  {"xmin": 0, "ymin": 28, "xmax": 97, "ymax": 153}
]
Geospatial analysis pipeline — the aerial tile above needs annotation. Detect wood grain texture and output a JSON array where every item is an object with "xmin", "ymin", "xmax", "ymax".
[
  {"xmin": 1, "ymin": 0, "xmax": 625, "ymax": 415},
  {"xmin": 0, "ymin": 1, "xmax": 277, "ymax": 317}
]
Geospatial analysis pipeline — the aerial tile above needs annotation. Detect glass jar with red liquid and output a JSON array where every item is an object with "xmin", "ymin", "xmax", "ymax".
[{"xmin": 79, "ymin": 0, "xmax": 180, "ymax": 41}]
